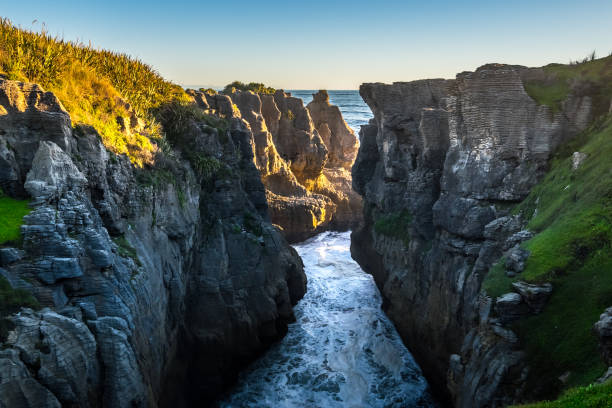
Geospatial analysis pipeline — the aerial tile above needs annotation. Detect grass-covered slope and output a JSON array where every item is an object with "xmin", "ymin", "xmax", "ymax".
[
  {"xmin": 0, "ymin": 188, "xmax": 30, "ymax": 245},
  {"xmin": 483, "ymin": 116, "xmax": 612, "ymax": 397},
  {"xmin": 524, "ymin": 54, "xmax": 612, "ymax": 115},
  {"xmin": 513, "ymin": 380, "xmax": 612, "ymax": 408},
  {"xmin": 0, "ymin": 18, "xmax": 189, "ymax": 167}
]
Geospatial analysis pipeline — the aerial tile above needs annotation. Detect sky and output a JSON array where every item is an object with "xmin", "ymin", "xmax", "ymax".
[{"xmin": 2, "ymin": 0, "xmax": 611, "ymax": 89}]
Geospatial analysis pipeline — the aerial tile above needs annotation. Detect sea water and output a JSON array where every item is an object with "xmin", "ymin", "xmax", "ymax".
[
  {"xmin": 290, "ymin": 90, "xmax": 373, "ymax": 135},
  {"xmin": 218, "ymin": 232, "xmax": 436, "ymax": 408}
]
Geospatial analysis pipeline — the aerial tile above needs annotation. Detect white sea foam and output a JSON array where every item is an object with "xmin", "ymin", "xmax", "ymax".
[{"xmin": 218, "ymin": 231, "xmax": 436, "ymax": 408}]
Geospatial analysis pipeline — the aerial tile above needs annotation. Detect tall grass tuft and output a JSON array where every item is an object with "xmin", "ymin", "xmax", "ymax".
[{"xmin": 0, "ymin": 18, "xmax": 190, "ymax": 167}]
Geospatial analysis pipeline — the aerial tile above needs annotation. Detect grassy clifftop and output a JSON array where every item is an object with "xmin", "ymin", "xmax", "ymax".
[
  {"xmin": 524, "ymin": 54, "xmax": 612, "ymax": 115},
  {"xmin": 0, "ymin": 18, "xmax": 189, "ymax": 167},
  {"xmin": 514, "ymin": 380, "xmax": 612, "ymax": 408}
]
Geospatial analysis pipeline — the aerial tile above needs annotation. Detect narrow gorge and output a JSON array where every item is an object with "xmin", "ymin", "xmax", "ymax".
[{"xmin": 0, "ymin": 17, "xmax": 611, "ymax": 408}]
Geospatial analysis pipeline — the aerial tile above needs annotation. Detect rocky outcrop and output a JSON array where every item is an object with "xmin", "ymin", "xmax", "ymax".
[
  {"xmin": 307, "ymin": 90, "xmax": 358, "ymax": 169},
  {"xmin": 594, "ymin": 307, "xmax": 612, "ymax": 366},
  {"xmin": 351, "ymin": 64, "xmax": 593, "ymax": 407},
  {"xmin": 0, "ymin": 78, "xmax": 306, "ymax": 407},
  {"xmin": 188, "ymin": 88, "xmax": 361, "ymax": 242}
]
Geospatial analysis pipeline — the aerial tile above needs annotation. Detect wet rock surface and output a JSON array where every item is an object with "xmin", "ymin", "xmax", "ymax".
[
  {"xmin": 351, "ymin": 64, "xmax": 592, "ymax": 407},
  {"xmin": 0, "ymin": 78, "xmax": 306, "ymax": 407}
]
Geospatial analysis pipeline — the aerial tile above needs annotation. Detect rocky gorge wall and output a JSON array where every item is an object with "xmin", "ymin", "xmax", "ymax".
[
  {"xmin": 0, "ymin": 78, "xmax": 307, "ymax": 407},
  {"xmin": 188, "ymin": 88, "xmax": 362, "ymax": 243},
  {"xmin": 350, "ymin": 63, "xmax": 599, "ymax": 407}
]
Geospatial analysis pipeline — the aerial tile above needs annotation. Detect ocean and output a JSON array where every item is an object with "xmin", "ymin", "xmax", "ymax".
[{"xmin": 290, "ymin": 90, "xmax": 373, "ymax": 135}]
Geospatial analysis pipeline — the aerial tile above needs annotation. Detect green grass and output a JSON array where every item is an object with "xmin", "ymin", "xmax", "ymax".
[
  {"xmin": 513, "ymin": 380, "xmax": 612, "ymax": 408},
  {"xmin": 0, "ymin": 275, "xmax": 39, "ymax": 341},
  {"xmin": 153, "ymin": 100, "xmax": 229, "ymax": 145},
  {"xmin": 243, "ymin": 212, "xmax": 263, "ymax": 237},
  {"xmin": 0, "ymin": 276, "xmax": 39, "ymax": 315},
  {"xmin": 373, "ymin": 209, "xmax": 412, "ymax": 245},
  {"xmin": 0, "ymin": 189, "xmax": 31, "ymax": 245},
  {"xmin": 112, "ymin": 235, "xmax": 142, "ymax": 267},
  {"xmin": 481, "ymin": 258, "xmax": 516, "ymax": 298},
  {"xmin": 482, "ymin": 117, "xmax": 612, "ymax": 398},
  {"xmin": 0, "ymin": 18, "xmax": 190, "ymax": 167},
  {"xmin": 523, "ymin": 82, "xmax": 570, "ymax": 113},
  {"xmin": 524, "ymin": 54, "xmax": 612, "ymax": 115},
  {"xmin": 222, "ymin": 81, "xmax": 276, "ymax": 95}
]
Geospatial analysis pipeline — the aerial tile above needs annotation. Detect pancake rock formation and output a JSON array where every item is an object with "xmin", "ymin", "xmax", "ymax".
[
  {"xmin": 351, "ymin": 63, "xmax": 596, "ymax": 407},
  {"xmin": 0, "ymin": 78, "xmax": 306, "ymax": 407},
  {"xmin": 187, "ymin": 88, "xmax": 362, "ymax": 242}
]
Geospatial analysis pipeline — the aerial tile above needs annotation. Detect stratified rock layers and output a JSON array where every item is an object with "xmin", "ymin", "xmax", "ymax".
[
  {"xmin": 351, "ymin": 64, "xmax": 592, "ymax": 407},
  {"xmin": 191, "ymin": 89, "xmax": 361, "ymax": 242},
  {"xmin": 0, "ymin": 78, "xmax": 306, "ymax": 407}
]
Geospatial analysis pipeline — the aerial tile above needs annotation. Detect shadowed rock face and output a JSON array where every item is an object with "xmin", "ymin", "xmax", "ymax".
[
  {"xmin": 192, "ymin": 89, "xmax": 361, "ymax": 243},
  {"xmin": 351, "ymin": 64, "xmax": 592, "ymax": 407},
  {"xmin": 0, "ymin": 78, "xmax": 306, "ymax": 408}
]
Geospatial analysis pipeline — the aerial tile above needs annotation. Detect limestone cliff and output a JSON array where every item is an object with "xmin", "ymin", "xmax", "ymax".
[
  {"xmin": 0, "ymin": 78, "xmax": 306, "ymax": 407},
  {"xmin": 188, "ymin": 88, "xmax": 361, "ymax": 242},
  {"xmin": 351, "ymin": 63, "xmax": 601, "ymax": 407}
]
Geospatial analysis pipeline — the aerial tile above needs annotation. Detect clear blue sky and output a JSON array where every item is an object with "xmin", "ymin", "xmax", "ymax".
[{"xmin": 2, "ymin": 0, "xmax": 611, "ymax": 89}]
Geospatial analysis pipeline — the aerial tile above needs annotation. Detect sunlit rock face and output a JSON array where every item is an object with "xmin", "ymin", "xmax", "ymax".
[
  {"xmin": 0, "ymin": 78, "xmax": 306, "ymax": 407},
  {"xmin": 351, "ymin": 64, "xmax": 592, "ymax": 407},
  {"xmin": 192, "ymin": 88, "xmax": 362, "ymax": 243}
]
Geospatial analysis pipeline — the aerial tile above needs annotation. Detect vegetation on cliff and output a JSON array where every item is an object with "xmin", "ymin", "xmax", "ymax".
[
  {"xmin": 223, "ymin": 81, "xmax": 275, "ymax": 95},
  {"xmin": 514, "ymin": 379, "xmax": 612, "ymax": 408},
  {"xmin": 484, "ymin": 116, "xmax": 612, "ymax": 396},
  {"xmin": 0, "ymin": 275, "xmax": 39, "ymax": 341},
  {"xmin": 0, "ymin": 18, "xmax": 189, "ymax": 167},
  {"xmin": 524, "ymin": 54, "xmax": 612, "ymax": 114},
  {"xmin": 373, "ymin": 209, "xmax": 412, "ymax": 245},
  {"xmin": 0, "ymin": 188, "xmax": 30, "ymax": 245}
]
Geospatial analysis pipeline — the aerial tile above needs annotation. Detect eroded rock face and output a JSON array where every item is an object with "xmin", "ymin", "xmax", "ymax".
[
  {"xmin": 307, "ymin": 90, "xmax": 359, "ymax": 169},
  {"xmin": 190, "ymin": 88, "xmax": 361, "ymax": 242},
  {"xmin": 0, "ymin": 78, "xmax": 306, "ymax": 407},
  {"xmin": 351, "ymin": 64, "xmax": 592, "ymax": 407}
]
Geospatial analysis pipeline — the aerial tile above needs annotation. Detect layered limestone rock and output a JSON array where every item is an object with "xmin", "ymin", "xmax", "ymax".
[
  {"xmin": 0, "ymin": 78, "xmax": 306, "ymax": 407},
  {"xmin": 188, "ymin": 88, "xmax": 361, "ymax": 242},
  {"xmin": 351, "ymin": 64, "xmax": 593, "ymax": 407}
]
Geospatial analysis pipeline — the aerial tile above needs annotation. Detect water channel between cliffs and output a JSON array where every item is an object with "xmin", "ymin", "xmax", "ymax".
[{"xmin": 218, "ymin": 231, "xmax": 437, "ymax": 407}]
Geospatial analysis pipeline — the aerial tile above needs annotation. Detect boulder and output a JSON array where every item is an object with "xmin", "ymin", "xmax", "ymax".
[
  {"xmin": 495, "ymin": 292, "xmax": 530, "ymax": 324},
  {"xmin": 512, "ymin": 281, "xmax": 553, "ymax": 313},
  {"xmin": 594, "ymin": 307, "xmax": 612, "ymax": 366},
  {"xmin": 572, "ymin": 151, "xmax": 588, "ymax": 170},
  {"xmin": 24, "ymin": 141, "xmax": 87, "ymax": 202},
  {"xmin": 505, "ymin": 245, "xmax": 530, "ymax": 275},
  {"xmin": 0, "ymin": 248, "xmax": 24, "ymax": 266},
  {"xmin": 596, "ymin": 367, "xmax": 612, "ymax": 384}
]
